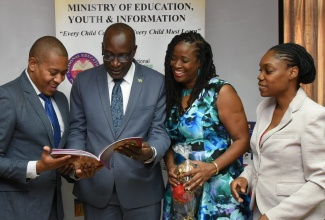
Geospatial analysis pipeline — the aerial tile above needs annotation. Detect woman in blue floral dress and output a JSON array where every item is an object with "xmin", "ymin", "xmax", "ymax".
[{"xmin": 162, "ymin": 32, "xmax": 252, "ymax": 220}]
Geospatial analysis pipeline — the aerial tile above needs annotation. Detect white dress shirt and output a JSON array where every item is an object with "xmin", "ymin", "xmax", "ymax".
[{"xmin": 107, "ymin": 62, "xmax": 135, "ymax": 114}]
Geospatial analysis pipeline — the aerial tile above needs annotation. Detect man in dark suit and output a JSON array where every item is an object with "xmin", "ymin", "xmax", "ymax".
[
  {"xmin": 0, "ymin": 36, "xmax": 75, "ymax": 220},
  {"xmin": 67, "ymin": 23, "xmax": 170, "ymax": 219}
]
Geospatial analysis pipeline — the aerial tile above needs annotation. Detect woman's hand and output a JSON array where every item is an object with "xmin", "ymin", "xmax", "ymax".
[
  {"xmin": 230, "ymin": 177, "xmax": 248, "ymax": 202},
  {"xmin": 181, "ymin": 160, "xmax": 216, "ymax": 191},
  {"xmin": 166, "ymin": 163, "xmax": 179, "ymax": 187}
]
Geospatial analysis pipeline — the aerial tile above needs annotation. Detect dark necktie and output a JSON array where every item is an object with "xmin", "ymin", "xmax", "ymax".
[
  {"xmin": 39, "ymin": 94, "xmax": 61, "ymax": 148},
  {"xmin": 111, "ymin": 79, "xmax": 124, "ymax": 134}
]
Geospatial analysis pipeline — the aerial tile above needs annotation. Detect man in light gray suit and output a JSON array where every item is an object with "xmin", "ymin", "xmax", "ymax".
[
  {"xmin": 0, "ymin": 36, "xmax": 75, "ymax": 220},
  {"xmin": 67, "ymin": 23, "xmax": 170, "ymax": 219}
]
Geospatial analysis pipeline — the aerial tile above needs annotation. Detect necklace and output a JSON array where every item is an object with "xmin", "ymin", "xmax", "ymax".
[{"xmin": 182, "ymin": 89, "xmax": 192, "ymax": 97}]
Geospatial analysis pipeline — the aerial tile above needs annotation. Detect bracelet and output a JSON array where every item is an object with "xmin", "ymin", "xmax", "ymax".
[
  {"xmin": 143, "ymin": 146, "xmax": 157, "ymax": 164},
  {"xmin": 212, "ymin": 161, "xmax": 219, "ymax": 175}
]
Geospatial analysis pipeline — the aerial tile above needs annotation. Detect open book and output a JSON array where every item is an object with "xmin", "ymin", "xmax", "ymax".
[{"xmin": 51, "ymin": 137, "xmax": 142, "ymax": 170}]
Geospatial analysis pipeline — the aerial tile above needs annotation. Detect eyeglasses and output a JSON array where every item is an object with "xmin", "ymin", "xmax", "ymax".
[{"xmin": 102, "ymin": 47, "xmax": 135, "ymax": 63}]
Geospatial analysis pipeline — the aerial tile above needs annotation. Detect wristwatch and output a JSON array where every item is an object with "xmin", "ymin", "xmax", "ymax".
[{"xmin": 143, "ymin": 146, "xmax": 157, "ymax": 164}]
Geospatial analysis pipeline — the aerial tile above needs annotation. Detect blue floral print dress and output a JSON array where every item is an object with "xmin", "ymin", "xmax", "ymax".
[{"xmin": 163, "ymin": 77, "xmax": 252, "ymax": 220}]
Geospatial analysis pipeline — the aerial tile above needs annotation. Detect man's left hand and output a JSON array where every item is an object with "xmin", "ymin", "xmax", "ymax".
[{"xmin": 116, "ymin": 142, "xmax": 153, "ymax": 162}]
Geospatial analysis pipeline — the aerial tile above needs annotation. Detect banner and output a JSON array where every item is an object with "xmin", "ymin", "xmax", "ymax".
[{"xmin": 55, "ymin": 0, "xmax": 205, "ymax": 98}]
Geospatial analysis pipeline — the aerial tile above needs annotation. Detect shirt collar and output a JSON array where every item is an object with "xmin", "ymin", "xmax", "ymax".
[
  {"xmin": 25, "ymin": 69, "xmax": 41, "ymax": 95},
  {"xmin": 107, "ymin": 62, "xmax": 135, "ymax": 85}
]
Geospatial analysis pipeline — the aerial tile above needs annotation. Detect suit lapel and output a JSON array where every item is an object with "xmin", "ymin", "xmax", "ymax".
[
  {"xmin": 116, "ymin": 63, "xmax": 144, "ymax": 138},
  {"xmin": 260, "ymin": 110, "xmax": 292, "ymax": 146},
  {"xmin": 53, "ymin": 93, "xmax": 68, "ymax": 148},
  {"xmin": 259, "ymin": 88, "xmax": 306, "ymax": 147},
  {"xmin": 256, "ymin": 98, "xmax": 275, "ymax": 149},
  {"xmin": 21, "ymin": 72, "xmax": 55, "ymax": 148},
  {"xmin": 96, "ymin": 66, "xmax": 116, "ymax": 137},
  {"xmin": 98, "ymin": 62, "xmax": 144, "ymax": 139}
]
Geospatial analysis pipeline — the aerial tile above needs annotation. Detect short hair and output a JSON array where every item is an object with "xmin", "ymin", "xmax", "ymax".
[
  {"xmin": 164, "ymin": 31, "xmax": 217, "ymax": 118},
  {"xmin": 103, "ymin": 23, "xmax": 136, "ymax": 47},
  {"xmin": 270, "ymin": 43, "xmax": 316, "ymax": 84},
  {"xmin": 29, "ymin": 36, "xmax": 68, "ymax": 63}
]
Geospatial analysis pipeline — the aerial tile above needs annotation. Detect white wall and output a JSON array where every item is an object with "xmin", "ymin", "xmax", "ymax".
[
  {"xmin": 0, "ymin": 0, "xmax": 278, "ymax": 219},
  {"xmin": 0, "ymin": 1, "xmax": 56, "ymax": 82},
  {"xmin": 206, "ymin": 0, "xmax": 278, "ymax": 120}
]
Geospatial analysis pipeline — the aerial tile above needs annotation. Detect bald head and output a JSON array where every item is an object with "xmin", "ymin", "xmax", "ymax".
[
  {"xmin": 29, "ymin": 36, "xmax": 68, "ymax": 63},
  {"xmin": 103, "ymin": 23, "xmax": 136, "ymax": 47},
  {"xmin": 101, "ymin": 23, "xmax": 137, "ymax": 79}
]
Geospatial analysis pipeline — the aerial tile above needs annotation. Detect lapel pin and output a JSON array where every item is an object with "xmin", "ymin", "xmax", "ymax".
[{"xmin": 138, "ymin": 79, "xmax": 142, "ymax": 83}]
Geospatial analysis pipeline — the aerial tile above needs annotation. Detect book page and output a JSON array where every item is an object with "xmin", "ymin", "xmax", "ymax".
[
  {"xmin": 99, "ymin": 137, "xmax": 142, "ymax": 169},
  {"xmin": 51, "ymin": 137, "xmax": 142, "ymax": 170},
  {"xmin": 70, "ymin": 155, "xmax": 103, "ymax": 170},
  {"xmin": 51, "ymin": 149, "xmax": 102, "ymax": 169}
]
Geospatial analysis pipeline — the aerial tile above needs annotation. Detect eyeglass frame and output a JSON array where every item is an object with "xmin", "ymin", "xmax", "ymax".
[{"xmin": 102, "ymin": 46, "xmax": 136, "ymax": 63}]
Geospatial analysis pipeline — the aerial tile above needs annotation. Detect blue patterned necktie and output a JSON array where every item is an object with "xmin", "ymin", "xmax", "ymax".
[
  {"xmin": 111, "ymin": 79, "xmax": 124, "ymax": 134},
  {"xmin": 39, "ymin": 93, "xmax": 61, "ymax": 148}
]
